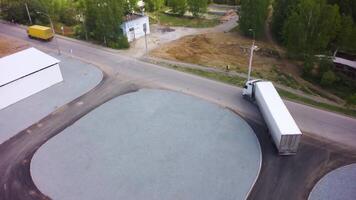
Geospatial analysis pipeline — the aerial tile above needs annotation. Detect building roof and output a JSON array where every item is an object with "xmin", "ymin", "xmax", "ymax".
[
  {"xmin": 123, "ymin": 13, "xmax": 146, "ymax": 22},
  {"xmin": 333, "ymin": 57, "xmax": 356, "ymax": 70},
  {"xmin": 0, "ymin": 47, "xmax": 60, "ymax": 86}
]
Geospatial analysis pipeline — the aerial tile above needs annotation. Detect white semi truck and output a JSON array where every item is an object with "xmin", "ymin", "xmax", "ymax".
[{"xmin": 243, "ymin": 80, "xmax": 302, "ymax": 155}]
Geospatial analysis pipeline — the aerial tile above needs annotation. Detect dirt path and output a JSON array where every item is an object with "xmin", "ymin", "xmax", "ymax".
[
  {"xmin": 125, "ymin": 13, "xmax": 238, "ymax": 58},
  {"xmin": 0, "ymin": 33, "xmax": 29, "ymax": 57}
]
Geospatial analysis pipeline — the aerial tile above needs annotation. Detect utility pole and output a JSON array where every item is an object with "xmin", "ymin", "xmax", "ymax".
[
  {"xmin": 247, "ymin": 29, "xmax": 256, "ymax": 81},
  {"xmin": 37, "ymin": 11, "xmax": 61, "ymax": 55},
  {"xmin": 143, "ymin": 23, "xmax": 148, "ymax": 54},
  {"xmin": 25, "ymin": 3, "xmax": 32, "ymax": 25}
]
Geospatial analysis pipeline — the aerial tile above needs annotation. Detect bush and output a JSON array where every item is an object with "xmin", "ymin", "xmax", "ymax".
[
  {"xmin": 318, "ymin": 58, "xmax": 334, "ymax": 77},
  {"xmin": 346, "ymin": 93, "xmax": 356, "ymax": 105},
  {"xmin": 302, "ymin": 58, "xmax": 314, "ymax": 77},
  {"xmin": 107, "ymin": 36, "xmax": 130, "ymax": 49},
  {"xmin": 74, "ymin": 24, "xmax": 87, "ymax": 40},
  {"xmin": 187, "ymin": 0, "xmax": 208, "ymax": 17},
  {"xmin": 320, "ymin": 70, "xmax": 336, "ymax": 86}
]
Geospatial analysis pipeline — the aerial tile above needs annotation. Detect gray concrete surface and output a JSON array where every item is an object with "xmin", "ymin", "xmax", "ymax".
[
  {"xmin": 309, "ymin": 164, "xmax": 356, "ymax": 200},
  {"xmin": 31, "ymin": 89, "xmax": 261, "ymax": 200},
  {"xmin": 0, "ymin": 53, "xmax": 102, "ymax": 144},
  {"xmin": 1, "ymin": 23, "xmax": 356, "ymax": 150}
]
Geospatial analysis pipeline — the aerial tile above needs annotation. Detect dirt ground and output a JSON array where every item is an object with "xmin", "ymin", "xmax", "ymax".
[
  {"xmin": 150, "ymin": 32, "xmax": 280, "ymax": 71},
  {"xmin": 150, "ymin": 32, "xmax": 346, "ymax": 103},
  {"xmin": 0, "ymin": 34, "xmax": 29, "ymax": 57},
  {"xmin": 150, "ymin": 32, "xmax": 302, "ymax": 82}
]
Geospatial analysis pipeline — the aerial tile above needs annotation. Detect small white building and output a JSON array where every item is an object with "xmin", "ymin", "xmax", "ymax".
[
  {"xmin": 121, "ymin": 13, "xmax": 150, "ymax": 42},
  {"xmin": 0, "ymin": 47, "xmax": 63, "ymax": 110}
]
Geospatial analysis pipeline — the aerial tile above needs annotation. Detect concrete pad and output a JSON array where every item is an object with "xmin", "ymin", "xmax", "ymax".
[
  {"xmin": 309, "ymin": 164, "xmax": 356, "ymax": 200},
  {"xmin": 0, "ymin": 53, "xmax": 103, "ymax": 144},
  {"xmin": 31, "ymin": 89, "xmax": 261, "ymax": 200}
]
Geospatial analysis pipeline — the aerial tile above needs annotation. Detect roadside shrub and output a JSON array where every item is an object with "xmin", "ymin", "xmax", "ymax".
[
  {"xmin": 320, "ymin": 70, "xmax": 336, "ymax": 86},
  {"xmin": 107, "ymin": 36, "xmax": 130, "ymax": 49},
  {"xmin": 168, "ymin": 0, "xmax": 187, "ymax": 16},
  {"xmin": 318, "ymin": 58, "xmax": 334, "ymax": 78},
  {"xmin": 74, "ymin": 24, "xmax": 87, "ymax": 40},
  {"xmin": 346, "ymin": 93, "xmax": 356, "ymax": 105},
  {"xmin": 187, "ymin": 0, "xmax": 208, "ymax": 17}
]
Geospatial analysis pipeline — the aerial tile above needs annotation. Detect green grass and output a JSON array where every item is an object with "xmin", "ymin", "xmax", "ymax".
[
  {"xmin": 168, "ymin": 64, "xmax": 356, "ymax": 118},
  {"xmin": 170, "ymin": 65, "xmax": 246, "ymax": 86},
  {"xmin": 277, "ymin": 89, "xmax": 356, "ymax": 118},
  {"xmin": 156, "ymin": 13, "xmax": 220, "ymax": 28}
]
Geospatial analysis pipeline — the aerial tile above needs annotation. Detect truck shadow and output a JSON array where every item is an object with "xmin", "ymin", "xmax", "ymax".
[{"xmin": 246, "ymin": 118, "xmax": 356, "ymax": 200}]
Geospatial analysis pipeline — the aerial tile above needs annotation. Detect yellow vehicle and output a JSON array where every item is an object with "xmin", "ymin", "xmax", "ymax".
[{"xmin": 27, "ymin": 25, "xmax": 54, "ymax": 41}]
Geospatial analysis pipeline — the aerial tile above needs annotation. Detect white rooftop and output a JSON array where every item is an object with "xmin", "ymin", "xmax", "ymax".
[
  {"xmin": 256, "ymin": 81, "xmax": 302, "ymax": 135},
  {"xmin": 0, "ymin": 47, "xmax": 60, "ymax": 86},
  {"xmin": 333, "ymin": 57, "xmax": 356, "ymax": 70}
]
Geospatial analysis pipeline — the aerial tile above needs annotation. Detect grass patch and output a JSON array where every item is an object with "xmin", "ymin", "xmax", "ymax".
[
  {"xmin": 170, "ymin": 65, "xmax": 246, "ymax": 86},
  {"xmin": 156, "ymin": 13, "xmax": 220, "ymax": 28},
  {"xmin": 168, "ymin": 64, "xmax": 356, "ymax": 118},
  {"xmin": 277, "ymin": 89, "xmax": 356, "ymax": 118}
]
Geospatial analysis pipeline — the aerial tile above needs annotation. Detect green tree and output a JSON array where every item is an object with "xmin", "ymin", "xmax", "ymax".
[
  {"xmin": 271, "ymin": 0, "xmax": 299, "ymax": 42},
  {"xmin": 328, "ymin": 0, "xmax": 356, "ymax": 21},
  {"xmin": 187, "ymin": 0, "xmax": 208, "ymax": 17},
  {"xmin": 84, "ymin": 0, "xmax": 128, "ymax": 48},
  {"xmin": 335, "ymin": 15, "xmax": 356, "ymax": 53},
  {"xmin": 126, "ymin": 0, "xmax": 138, "ymax": 13},
  {"xmin": 282, "ymin": 0, "xmax": 341, "ymax": 58},
  {"xmin": 239, "ymin": 0, "xmax": 269, "ymax": 38},
  {"xmin": 146, "ymin": 0, "xmax": 164, "ymax": 12},
  {"xmin": 168, "ymin": 0, "xmax": 187, "ymax": 16}
]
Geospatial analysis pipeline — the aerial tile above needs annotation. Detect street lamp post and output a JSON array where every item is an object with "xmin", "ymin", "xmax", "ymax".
[
  {"xmin": 25, "ymin": 3, "xmax": 32, "ymax": 24},
  {"xmin": 247, "ymin": 29, "xmax": 256, "ymax": 81},
  {"xmin": 37, "ymin": 11, "xmax": 61, "ymax": 55}
]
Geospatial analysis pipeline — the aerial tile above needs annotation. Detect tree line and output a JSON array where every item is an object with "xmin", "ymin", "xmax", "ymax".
[
  {"xmin": 0, "ymin": 0, "xmax": 138, "ymax": 48},
  {"xmin": 239, "ymin": 0, "xmax": 356, "ymax": 104},
  {"xmin": 146, "ymin": 0, "xmax": 209, "ymax": 17},
  {"xmin": 240, "ymin": 0, "xmax": 356, "ymax": 57},
  {"xmin": 0, "ymin": 0, "xmax": 213, "ymax": 47}
]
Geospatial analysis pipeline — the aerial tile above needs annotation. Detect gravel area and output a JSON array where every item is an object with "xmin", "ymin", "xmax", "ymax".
[
  {"xmin": 31, "ymin": 89, "xmax": 261, "ymax": 200},
  {"xmin": 309, "ymin": 164, "xmax": 356, "ymax": 200},
  {"xmin": 0, "ymin": 53, "xmax": 103, "ymax": 144}
]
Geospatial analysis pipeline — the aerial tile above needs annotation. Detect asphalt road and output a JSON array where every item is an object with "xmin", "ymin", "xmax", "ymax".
[
  {"xmin": 0, "ymin": 22, "xmax": 355, "ymax": 150},
  {"xmin": 0, "ymin": 22, "xmax": 356, "ymax": 200}
]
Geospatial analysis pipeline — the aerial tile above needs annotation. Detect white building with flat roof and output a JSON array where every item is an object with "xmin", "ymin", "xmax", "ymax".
[
  {"xmin": 121, "ymin": 13, "xmax": 150, "ymax": 42},
  {"xmin": 0, "ymin": 47, "xmax": 63, "ymax": 110}
]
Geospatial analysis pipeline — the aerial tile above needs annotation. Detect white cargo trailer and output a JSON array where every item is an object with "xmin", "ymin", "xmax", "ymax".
[{"xmin": 243, "ymin": 80, "xmax": 302, "ymax": 155}]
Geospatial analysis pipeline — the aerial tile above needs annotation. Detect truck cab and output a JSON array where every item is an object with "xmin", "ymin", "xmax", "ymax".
[{"xmin": 242, "ymin": 79, "xmax": 262, "ymax": 101}]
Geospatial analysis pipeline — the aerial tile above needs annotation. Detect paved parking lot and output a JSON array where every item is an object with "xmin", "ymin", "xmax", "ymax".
[
  {"xmin": 0, "ymin": 53, "xmax": 102, "ymax": 144},
  {"xmin": 309, "ymin": 163, "xmax": 356, "ymax": 200},
  {"xmin": 31, "ymin": 89, "xmax": 261, "ymax": 200}
]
